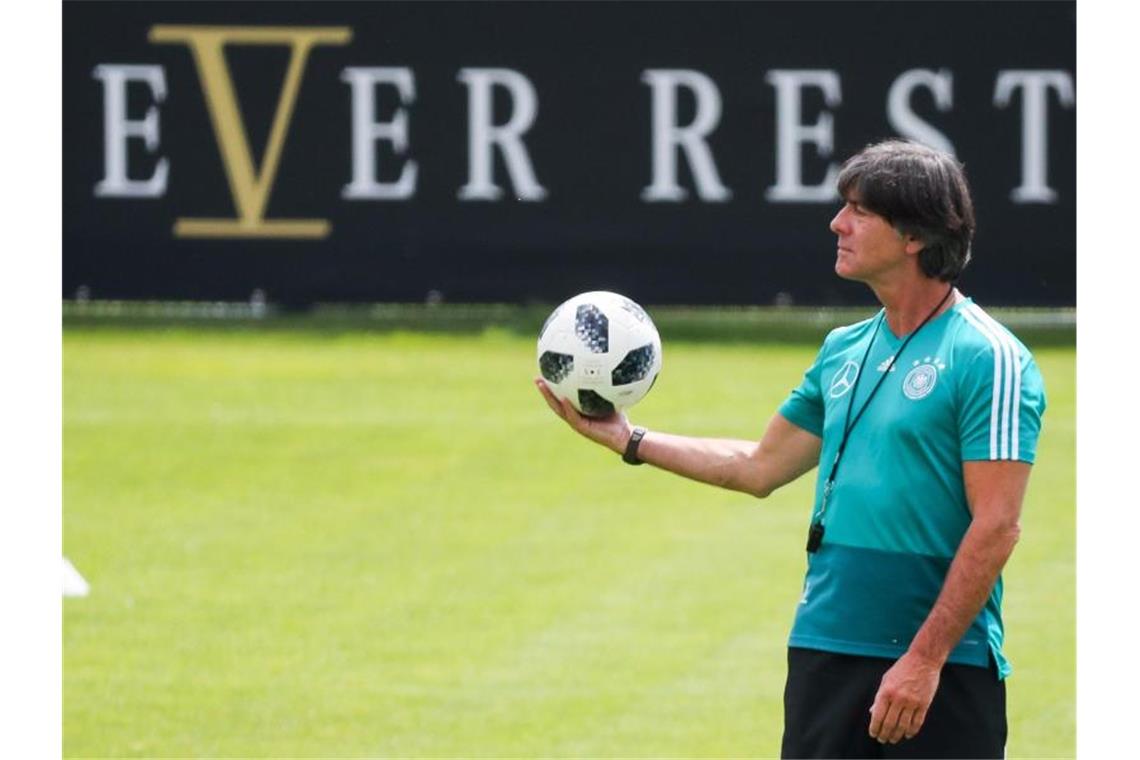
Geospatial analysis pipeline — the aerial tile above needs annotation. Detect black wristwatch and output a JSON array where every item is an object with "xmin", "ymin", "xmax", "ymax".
[{"xmin": 622, "ymin": 427, "xmax": 648, "ymax": 465}]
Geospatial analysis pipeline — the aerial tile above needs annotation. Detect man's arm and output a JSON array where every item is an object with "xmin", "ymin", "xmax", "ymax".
[
  {"xmin": 535, "ymin": 378, "xmax": 821, "ymax": 498},
  {"xmin": 868, "ymin": 459, "xmax": 1031, "ymax": 745}
]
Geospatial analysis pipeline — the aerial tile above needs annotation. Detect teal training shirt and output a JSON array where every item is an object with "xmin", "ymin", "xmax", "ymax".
[{"xmin": 777, "ymin": 299, "xmax": 1046, "ymax": 679}]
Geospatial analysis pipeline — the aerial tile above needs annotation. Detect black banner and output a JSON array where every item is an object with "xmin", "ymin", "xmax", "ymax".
[{"xmin": 63, "ymin": 1, "xmax": 1076, "ymax": 307}]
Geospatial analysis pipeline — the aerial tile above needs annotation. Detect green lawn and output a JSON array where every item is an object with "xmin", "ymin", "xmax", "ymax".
[{"xmin": 63, "ymin": 326, "xmax": 1075, "ymax": 758}]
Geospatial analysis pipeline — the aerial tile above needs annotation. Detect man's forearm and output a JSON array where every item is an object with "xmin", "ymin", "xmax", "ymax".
[
  {"xmin": 907, "ymin": 516, "xmax": 1021, "ymax": 666},
  {"xmin": 634, "ymin": 418, "xmax": 820, "ymax": 499},
  {"xmin": 536, "ymin": 381, "xmax": 821, "ymax": 500},
  {"xmin": 635, "ymin": 430, "xmax": 769, "ymax": 496}
]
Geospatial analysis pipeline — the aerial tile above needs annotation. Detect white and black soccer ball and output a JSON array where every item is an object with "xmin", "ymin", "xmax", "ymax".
[{"xmin": 537, "ymin": 291, "xmax": 662, "ymax": 417}]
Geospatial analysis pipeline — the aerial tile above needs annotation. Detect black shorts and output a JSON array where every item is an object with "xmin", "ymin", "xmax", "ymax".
[{"xmin": 781, "ymin": 647, "xmax": 1007, "ymax": 759}]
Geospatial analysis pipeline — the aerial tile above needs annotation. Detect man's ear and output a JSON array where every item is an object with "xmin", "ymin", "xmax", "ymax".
[{"xmin": 903, "ymin": 235, "xmax": 926, "ymax": 257}]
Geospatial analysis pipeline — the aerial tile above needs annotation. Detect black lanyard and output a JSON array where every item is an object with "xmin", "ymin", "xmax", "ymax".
[{"xmin": 806, "ymin": 286, "xmax": 954, "ymax": 553}]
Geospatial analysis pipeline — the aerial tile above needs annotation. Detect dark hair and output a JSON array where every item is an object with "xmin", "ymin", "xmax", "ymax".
[{"xmin": 837, "ymin": 140, "xmax": 976, "ymax": 282}]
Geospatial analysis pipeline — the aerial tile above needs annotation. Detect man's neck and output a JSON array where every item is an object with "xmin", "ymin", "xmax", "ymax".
[{"xmin": 873, "ymin": 277, "xmax": 960, "ymax": 337}]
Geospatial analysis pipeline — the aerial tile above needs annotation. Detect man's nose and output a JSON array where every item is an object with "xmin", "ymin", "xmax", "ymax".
[{"xmin": 829, "ymin": 207, "xmax": 848, "ymax": 235}]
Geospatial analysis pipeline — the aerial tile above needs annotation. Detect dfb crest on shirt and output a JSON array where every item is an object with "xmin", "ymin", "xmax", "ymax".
[{"xmin": 903, "ymin": 357, "xmax": 946, "ymax": 400}]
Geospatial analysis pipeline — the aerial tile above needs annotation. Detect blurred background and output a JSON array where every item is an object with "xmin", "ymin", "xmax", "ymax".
[{"xmin": 62, "ymin": 1, "xmax": 1075, "ymax": 757}]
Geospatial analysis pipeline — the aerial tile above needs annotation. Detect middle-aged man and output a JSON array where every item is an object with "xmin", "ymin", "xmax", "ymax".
[{"xmin": 535, "ymin": 139, "xmax": 1046, "ymax": 759}]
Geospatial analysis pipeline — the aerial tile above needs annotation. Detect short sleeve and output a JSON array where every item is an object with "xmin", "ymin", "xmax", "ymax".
[
  {"xmin": 778, "ymin": 339, "xmax": 828, "ymax": 437},
  {"xmin": 958, "ymin": 342, "xmax": 1047, "ymax": 463}
]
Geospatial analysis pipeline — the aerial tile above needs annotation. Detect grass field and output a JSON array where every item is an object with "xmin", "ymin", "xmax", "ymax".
[{"xmin": 63, "ymin": 324, "xmax": 1075, "ymax": 758}]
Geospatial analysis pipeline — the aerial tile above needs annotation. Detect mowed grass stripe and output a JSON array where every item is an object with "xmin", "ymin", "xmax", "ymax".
[{"xmin": 64, "ymin": 329, "xmax": 1073, "ymax": 758}]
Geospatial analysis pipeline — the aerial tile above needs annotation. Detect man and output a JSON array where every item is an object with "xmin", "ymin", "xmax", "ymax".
[{"xmin": 535, "ymin": 139, "xmax": 1046, "ymax": 759}]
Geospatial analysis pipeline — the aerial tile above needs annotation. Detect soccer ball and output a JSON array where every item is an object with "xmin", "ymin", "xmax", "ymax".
[{"xmin": 537, "ymin": 291, "xmax": 662, "ymax": 417}]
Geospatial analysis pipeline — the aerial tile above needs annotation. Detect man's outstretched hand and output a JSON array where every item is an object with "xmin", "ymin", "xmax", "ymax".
[{"xmin": 534, "ymin": 378, "xmax": 633, "ymax": 454}]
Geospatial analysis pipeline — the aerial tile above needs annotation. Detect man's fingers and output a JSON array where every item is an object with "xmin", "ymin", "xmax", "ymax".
[
  {"xmin": 557, "ymin": 393, "xmax": 572, "ymax": 411},
  {"xmin": 868, "ymin": 693, "xmax": 887, "ymax": 740},
  {"xmin": 887, "ymin": 707, "xmax": 913, "ymax": 744},
  {"xmin": 534, "ymin": 378, "xmax": 554, "ymax": 400},
  {"xmin": 542, "ymin": 381, "xmax": 582, "ymax": 424},
  {"xmin": 877, "ymin": 700, "xmax": 906, "ymax": 744},
  {"xmin": 558, "ymin": 395, "xmax": 585, "ymax": 427},
  {"xmin": 534, "ymin": 379, "xmax": 568, "ymax": 419},
  {"xmin": 534, "ymin": 377, "xmax": 610, "ymax": 445},
  {"xmin": 906, "ymin": 706, "xmax": 928, "ymax": 739}
]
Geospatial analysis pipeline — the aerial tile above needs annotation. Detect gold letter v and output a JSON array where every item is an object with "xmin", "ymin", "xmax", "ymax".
[{"xmin": 150, "ymin": 25, "xmax": 351, "ymax": 238}]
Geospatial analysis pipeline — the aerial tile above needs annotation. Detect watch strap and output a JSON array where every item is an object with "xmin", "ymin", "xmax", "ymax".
[{"xmin": 622, "ymin": 427, "xmax": 648, "ymax": 465}]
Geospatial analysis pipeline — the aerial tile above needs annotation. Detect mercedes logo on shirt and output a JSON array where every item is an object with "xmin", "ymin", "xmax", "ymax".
[{"xmin": 829, "ymin": 360, "xmax": 860, "ymax": 398}]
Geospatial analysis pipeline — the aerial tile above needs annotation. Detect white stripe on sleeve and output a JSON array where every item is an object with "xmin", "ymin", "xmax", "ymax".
[
  {"xmin": 970, "ymin": 305, "xmax": 1024, "ymax": 460},
  {"xmin": 960, "ymin": 305, "xmax": 1007, "ymax": 460}
]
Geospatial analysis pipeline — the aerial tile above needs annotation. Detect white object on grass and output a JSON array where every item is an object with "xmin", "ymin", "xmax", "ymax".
[{"xmin": 63, "ymin": 557, "xmax": 90, "ymax": 597}]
